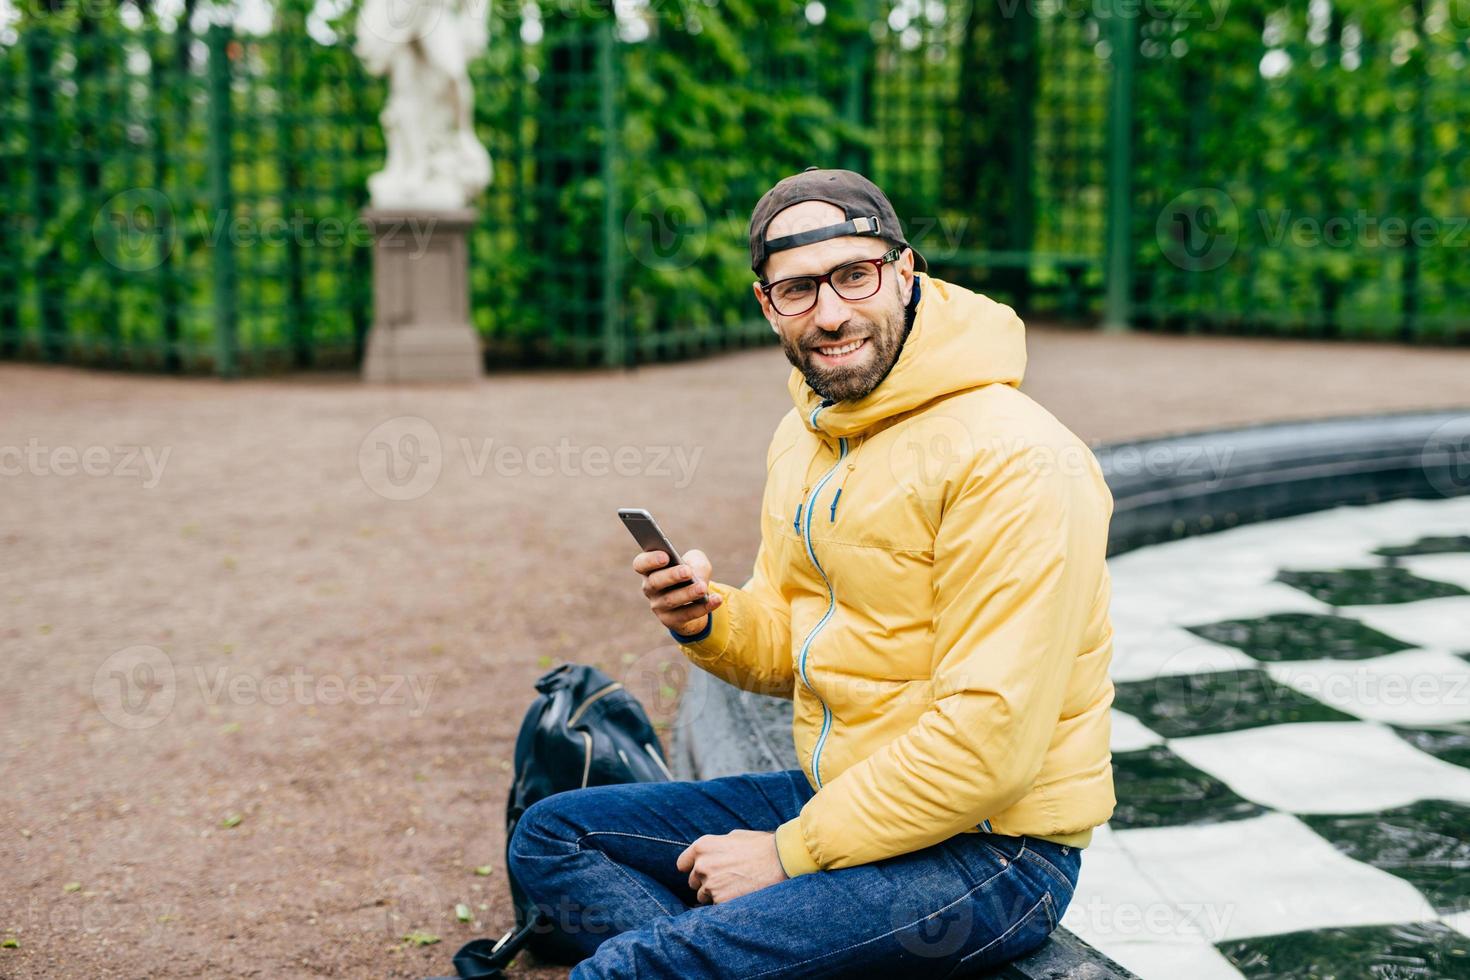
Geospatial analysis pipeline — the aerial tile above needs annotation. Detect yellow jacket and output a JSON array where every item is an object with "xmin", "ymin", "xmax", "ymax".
[{"xmin": 678, "ymin": 274, "xmax": 1117, "ymax": 876}]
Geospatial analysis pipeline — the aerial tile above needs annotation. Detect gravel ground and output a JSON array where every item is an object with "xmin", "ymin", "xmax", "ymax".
[{"xmin": 2, "ymin": 324, "xmax": 1468, "ymax": 979}]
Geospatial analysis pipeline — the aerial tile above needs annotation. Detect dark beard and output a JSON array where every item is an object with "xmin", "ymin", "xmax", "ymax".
[{"xmin": 780, "ymin": 287, "xmax": 908, "ymax": 403}]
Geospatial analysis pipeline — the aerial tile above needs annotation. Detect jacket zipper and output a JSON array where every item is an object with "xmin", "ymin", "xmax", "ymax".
[
  {"xmin": 830, "ymin": 462, "xmax": 856, "ymax": 522},
  {"xmin": 792, "ymin": 485, "xmax": 811, "ymax": 534},
  {"xmin": 796, "ymin": 404, "xmax": 847, "ymax": 788}
]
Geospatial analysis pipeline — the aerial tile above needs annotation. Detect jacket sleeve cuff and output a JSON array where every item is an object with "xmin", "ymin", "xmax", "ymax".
[
  {"xmin": 774, "ymin": 817, "xmax": 821, "ymax": 878},
  {"xmin": 670, "ymin": 582, "xmax": 738, "ymax": 657},
  {"xmin": 669, "ymin": 611, "xmax": 713, "ymax": 644}
]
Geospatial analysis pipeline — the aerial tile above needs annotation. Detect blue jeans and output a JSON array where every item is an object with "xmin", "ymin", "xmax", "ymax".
[{"xmin": 507, "ymin": 770, "xmax": 1080, "ymax": 979}]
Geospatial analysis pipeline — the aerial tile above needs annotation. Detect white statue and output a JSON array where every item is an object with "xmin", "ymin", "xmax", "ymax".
[{"xmin": 355, "ymin": 0, "xmax": 493, "ymax": 210}]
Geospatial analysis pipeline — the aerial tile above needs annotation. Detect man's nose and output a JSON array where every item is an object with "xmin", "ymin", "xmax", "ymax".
[{"xmin": 812, "ymin": 281, "xmax": 851, "ymax": 332}]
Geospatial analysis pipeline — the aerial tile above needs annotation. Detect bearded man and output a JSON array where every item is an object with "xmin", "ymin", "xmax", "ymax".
[{"xmin": 509, "ymin": 168, "xmax": 1117, "ymax": 978}]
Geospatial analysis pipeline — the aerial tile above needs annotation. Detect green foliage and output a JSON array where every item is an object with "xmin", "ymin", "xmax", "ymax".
[
  {"xmin": 0, "ymin": 0, "xmax": 1465, "ymax": 377},
  {"xmin": 1130, "ymin": 0, "xmax": 1469, "ymax": 339},
  {"xmin": 614, "ymin": 0, "xmax": 856, "ymax": 349}
]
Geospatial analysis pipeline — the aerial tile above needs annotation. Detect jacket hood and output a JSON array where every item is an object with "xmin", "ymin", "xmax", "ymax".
[{"xmin": 787, "ymin": 274, "xmax": 1028, "ymax": 439}]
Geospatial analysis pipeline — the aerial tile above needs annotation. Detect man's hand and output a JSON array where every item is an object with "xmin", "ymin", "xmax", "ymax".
[
  {"xmin": 676, "ymin": 830, "xmax": 788, "ymax": 905},
  {"xmin": 633, "ymin": 548, "xmax": 723, "ymax": 636}
]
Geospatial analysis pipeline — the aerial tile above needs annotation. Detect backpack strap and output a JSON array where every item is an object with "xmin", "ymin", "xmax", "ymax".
[{"xmin": 425, "ymin": 908, "xmax": 545, "ymax": 980}]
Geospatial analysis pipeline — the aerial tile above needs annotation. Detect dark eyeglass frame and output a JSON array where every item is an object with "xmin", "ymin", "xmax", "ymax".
[{"xmin": 760, "ymin": 246, "xmax": 905, "ymax": 316}]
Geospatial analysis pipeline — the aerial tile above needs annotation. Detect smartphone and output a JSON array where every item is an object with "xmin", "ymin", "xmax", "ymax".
[{"xmin": 618, "ymin": 507, "xmax": 699, "ymax": 596}]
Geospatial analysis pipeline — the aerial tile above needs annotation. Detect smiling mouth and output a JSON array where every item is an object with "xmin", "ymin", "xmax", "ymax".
[{"xmin": 810, "ymin": 338, "xmax": 868, "ymax": 361}]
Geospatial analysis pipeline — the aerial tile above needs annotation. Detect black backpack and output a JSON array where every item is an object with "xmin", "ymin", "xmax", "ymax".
[{"xmin": 434, "ymin": 663, "xmax": 673, "ymax": 980}]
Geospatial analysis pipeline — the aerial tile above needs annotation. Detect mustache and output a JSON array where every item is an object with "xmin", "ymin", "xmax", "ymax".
[{"xmin": 802, "ymin": 329, "xmax": 869, "ymax": 351}]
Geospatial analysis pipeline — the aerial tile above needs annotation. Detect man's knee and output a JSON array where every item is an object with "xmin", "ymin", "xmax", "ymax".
[
  {"xmin": 508, "ymin": 793, "xmax": 579, "ymax": 880},
  {"xmin": 507, "ymin": 795, "xmax": 594, "ymax": 965},
  {"xmin": 571, "ymin": 910, "xmax": 721, "ymax": 979}
]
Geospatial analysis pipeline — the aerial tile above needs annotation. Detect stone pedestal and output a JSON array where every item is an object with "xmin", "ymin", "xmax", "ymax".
[{"xmin": 361, "ymin": 208, "xmax": 482, "ymax": 383}]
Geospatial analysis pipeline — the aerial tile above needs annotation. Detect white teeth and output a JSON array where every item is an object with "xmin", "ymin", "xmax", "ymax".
[{"xmin": 818, "ymin": 339, "xmax": 864, "ymax": 357}]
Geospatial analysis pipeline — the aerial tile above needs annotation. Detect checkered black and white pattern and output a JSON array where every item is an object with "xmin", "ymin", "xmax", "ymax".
[{"xmin": 1064, "ymin": 497, "xmax": 1470, "ymax": 978}]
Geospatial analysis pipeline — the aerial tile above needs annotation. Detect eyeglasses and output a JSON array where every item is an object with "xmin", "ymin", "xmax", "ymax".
[{"xmin": 760, "ymin": 246, "xmax": 904, "ymax": 317}]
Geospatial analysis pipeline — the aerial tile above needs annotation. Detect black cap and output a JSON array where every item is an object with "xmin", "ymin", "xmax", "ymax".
[{"xmin": 749, "ymin": 167, "xmax": 927, "ymax": 278}]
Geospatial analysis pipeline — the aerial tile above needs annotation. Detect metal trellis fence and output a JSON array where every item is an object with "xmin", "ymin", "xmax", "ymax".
[{"xmin": 1, "ymin": 0, "xmax": 1466, "ymax": 377}]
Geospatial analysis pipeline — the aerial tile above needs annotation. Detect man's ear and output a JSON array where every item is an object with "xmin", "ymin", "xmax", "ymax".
[
  {"xmin": 751, "ymin": 281, "xmax": 780, "ymax": 335},
  {"xmin": 897, "ymin": 248, "xmax": 917, "ymax": 305}
]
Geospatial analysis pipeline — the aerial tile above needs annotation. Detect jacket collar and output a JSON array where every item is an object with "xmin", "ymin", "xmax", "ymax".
[{"xmin": 789, "ymin": 274, "xmax": 1028, "ymax": 439}]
